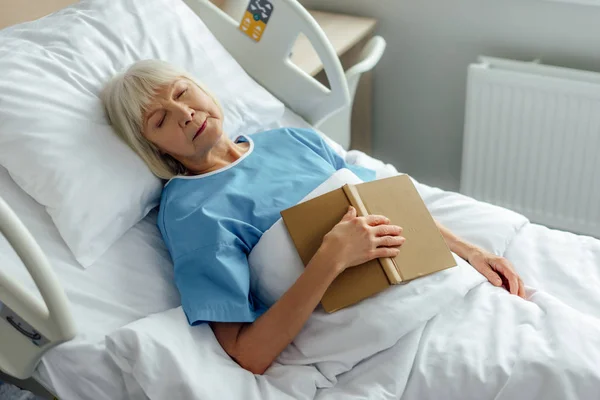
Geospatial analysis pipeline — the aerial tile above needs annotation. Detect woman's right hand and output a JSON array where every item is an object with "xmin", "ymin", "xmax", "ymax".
[{"xmin": 321, "ymin": 205, "xmax": 405, "ymax": 273}]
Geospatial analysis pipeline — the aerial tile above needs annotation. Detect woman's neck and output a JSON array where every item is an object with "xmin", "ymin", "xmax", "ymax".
[{"xmin": 183, "ymin": 136, "xmax": 250, "ymax": 176}]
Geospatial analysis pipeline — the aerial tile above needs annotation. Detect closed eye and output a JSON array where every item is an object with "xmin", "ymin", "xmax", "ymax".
[
  {"xmin": 157, "ymin": 112, "xmax": 166, "ymax": 128},
  {"xmin": 177, "ymin": 89, "xmax": 187, "ymax": 99}
]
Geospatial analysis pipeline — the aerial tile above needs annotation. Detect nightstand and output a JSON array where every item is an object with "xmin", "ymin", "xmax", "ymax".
[{"xmin": 290, "ymin": 10, "xmax": 379, "ymax": 154}]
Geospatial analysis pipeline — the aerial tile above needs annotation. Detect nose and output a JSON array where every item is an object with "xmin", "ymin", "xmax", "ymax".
[{"xmin": 176, "ymin": 104, "xmax": 195, "ymax": 128}]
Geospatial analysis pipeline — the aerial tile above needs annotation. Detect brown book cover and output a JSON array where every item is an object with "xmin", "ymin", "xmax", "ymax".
[{"xmin": 280, "ymin": 174, "xmax": 456, "ymax": 313}]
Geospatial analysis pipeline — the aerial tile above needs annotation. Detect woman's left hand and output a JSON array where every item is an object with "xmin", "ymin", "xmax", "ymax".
[{"xmin": 467, "ymin": 248, "xmax": 526, "ymax": 299}]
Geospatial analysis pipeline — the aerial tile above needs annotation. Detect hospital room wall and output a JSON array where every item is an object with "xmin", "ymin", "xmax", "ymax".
[{"xmin": 300, "ymin": 0, "xmax": 600, "ymax": 191}]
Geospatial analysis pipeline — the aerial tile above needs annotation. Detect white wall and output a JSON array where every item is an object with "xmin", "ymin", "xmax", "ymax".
[{"xmin": 300, "ymin": 0, "xmax": 600, "ymax": 191}]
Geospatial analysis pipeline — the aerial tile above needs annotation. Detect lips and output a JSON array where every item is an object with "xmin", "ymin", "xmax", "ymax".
[{"xmin": 193, "ymin": 119, "xmax": 208, "ymax": 140}]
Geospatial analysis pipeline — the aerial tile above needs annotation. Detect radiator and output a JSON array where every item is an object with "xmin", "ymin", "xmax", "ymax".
[{"xmin": 461, "ymin": 56, "xmax": 600, "ymax": 238}]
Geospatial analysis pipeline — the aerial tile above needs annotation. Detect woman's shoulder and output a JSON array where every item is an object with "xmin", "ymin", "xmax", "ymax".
[
  {"xmin": 157, "ymin": 179, "xmax": 208, "ymax": 226},
  {"xmin": 253, "ymin": 126, "xmax": 317, "ymax": 138},
  {"xmin": 158, "ymin": 169, "xmax": 246, "ymax": 222},
  {"xmin": 252, "ymin": 127, "xmax": 322, "ymax": 148},
  {"xmin": 159, "ymin": 177, "xmax": 213, "ymax": 206}
]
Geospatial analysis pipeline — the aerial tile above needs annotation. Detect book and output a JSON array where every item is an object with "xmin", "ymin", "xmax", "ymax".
[{"xmin": 280, "ymin": 174, "xmax": 456, "ymax": 313}]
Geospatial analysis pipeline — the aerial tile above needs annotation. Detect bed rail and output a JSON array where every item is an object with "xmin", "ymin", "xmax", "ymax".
[
  {"xmin": 183, "ymin": 0, "xmax": 350, "ymax": 127},
  {"xmin": 0, "ymin": 195, "xmax": 76, "ymax": 380}
]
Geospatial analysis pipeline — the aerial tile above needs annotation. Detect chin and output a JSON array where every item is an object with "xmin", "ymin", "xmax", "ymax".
[
  {"xmin": 210, "ymin": 127, "xmax": 225, "ymax": 142},
  {"xmin": 201, "ymin": 127, "xmax": 229, "ymax": 149},
  {"xmin": 211, "ymin": 120, "xmax": 226, "ymax": 140}
]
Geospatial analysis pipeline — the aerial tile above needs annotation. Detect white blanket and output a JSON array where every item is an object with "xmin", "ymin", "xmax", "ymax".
[
  {"xmin": 109, "ymin": 163, "xmax": 588, "ymax": 399},
  {"xmin": 327, "ymin": 223, "xmax": 600, "ymax": 400},
  {"xmin": 107, "ymin": 223, "xmax": 600, "ymax": 400}
]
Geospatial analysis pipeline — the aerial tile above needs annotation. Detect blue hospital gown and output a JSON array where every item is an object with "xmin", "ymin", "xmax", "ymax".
[{"xmin": 157, "ymin": 128, "xmax": 375, "ymax": 325}]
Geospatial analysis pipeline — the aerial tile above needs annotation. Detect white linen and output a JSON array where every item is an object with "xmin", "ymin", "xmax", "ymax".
[
  {"xmin": 0, "ymin": 0, "xmax": 284, "ymax": 267},
  {"xmin": 247, "ymin": 168, "xmax": 485, "ymax": 381},
  {"xmin": 331, "ymin": 223, "xmax": 600, "ymax": 400},
  {"xmin": 106, "ymin": 308, "xmax": 307, "ymax": 400},
  {"xmin": 105, "ymin": 222, "xmax": 600, "ymax": 400},
  {"xmin": 104, "ymin": 164, "xmax": 532, "ymax": 398},
  {"xmin": 2, "ymin": 107, "xmax": 598, "ymax": 399}
]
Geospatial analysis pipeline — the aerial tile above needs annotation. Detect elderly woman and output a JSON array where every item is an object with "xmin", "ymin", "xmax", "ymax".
[{"xmin": 102, "ymin": 59, "xmax": 525, "ymax": 375}]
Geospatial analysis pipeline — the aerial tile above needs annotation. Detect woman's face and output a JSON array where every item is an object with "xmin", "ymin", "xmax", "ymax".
[{"xmin": 142, "ymin": 78, "xmax": 224, "ymax": 162}]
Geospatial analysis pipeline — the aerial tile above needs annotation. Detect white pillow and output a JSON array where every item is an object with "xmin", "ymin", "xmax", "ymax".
[{"xmin": 0, "ymin": 0, "xmax": 284, "ymax": 267}]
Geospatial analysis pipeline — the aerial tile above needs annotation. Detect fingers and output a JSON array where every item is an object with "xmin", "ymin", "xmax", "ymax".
[
  {"xmin": 372, "ymin": 223, "xmax": 405, "ymax": 249},
  {"xmin": 494, "ymin": 262, "xmax": 519, "ymax": 296},
  {"xmin": 508, "ymin": 274, "xmax": 519, "ymax": 296},
  {"xmin": 364, "ymin": 214, "xmax": 391, "ymax": 226},
  {"xmin": 482, "ymin": 268, "xmax": 503, "ymax": 287},
  {"xmin": 517, "ymin": 278, "xmax": 526, "ymax": 299},
  {"xmin": 493, "ymin": 260, "xmax": 527, "ymax": 299},
  {"xmin": 343, "ymin": 210, "xmax": 391, "ymax": 227},
  {"xmin": 341, "ymin": 205, "xmax": 357, "ymax": 221},
  {"xmin": 376, "ymin": 235, "xmax": 406, "ymax": 248},
  {"xmin": 373, "ymin": 246, "xmax": 401, "ymax": 259},
  {"xmin": 373, "ymin": 224, "xmax": 403, "ymax": 237}
]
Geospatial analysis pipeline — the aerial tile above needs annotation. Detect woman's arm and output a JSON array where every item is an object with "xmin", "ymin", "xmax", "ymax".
[
  {"xmin": 435, "ymin": 219, "xmax": 526, "ymax": 298},
  {"xmin": 211, "ymin": 206, "xmax": 405, "ymax": 375},
  {"xmin": 434, "ymin": 220, "xmax": 478, "ymax": 261},
  {"xmin": 211, "ymin": 244, "xmax": 341, "ymax": 375}
]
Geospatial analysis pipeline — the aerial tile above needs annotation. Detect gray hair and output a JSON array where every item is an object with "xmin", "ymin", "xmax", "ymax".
[{"xmin": 101, "ymin": 59, "xmax": 223, "ymax": 179}]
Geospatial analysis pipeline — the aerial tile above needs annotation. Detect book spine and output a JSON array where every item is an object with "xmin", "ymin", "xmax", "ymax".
[{"xmin": 341, "ymin": 184, "xmax": 402, "ymax": 284}]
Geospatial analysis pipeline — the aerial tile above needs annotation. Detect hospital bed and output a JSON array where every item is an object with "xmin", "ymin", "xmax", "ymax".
[{"xmin": 1, "ymin": 0, "xmax": 600, "ymax": 399}]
